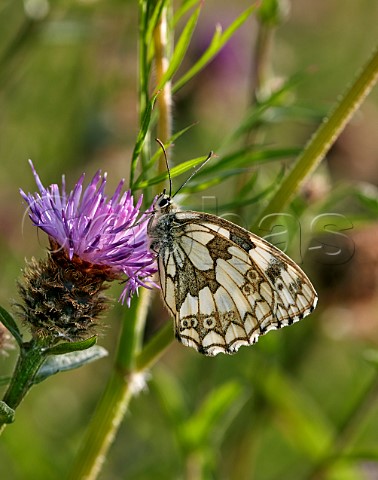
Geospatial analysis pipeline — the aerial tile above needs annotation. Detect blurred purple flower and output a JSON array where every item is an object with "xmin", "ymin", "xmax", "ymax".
[{"xmin": 20, "ymin": 161, "xmax": 157, "ymax": 306}]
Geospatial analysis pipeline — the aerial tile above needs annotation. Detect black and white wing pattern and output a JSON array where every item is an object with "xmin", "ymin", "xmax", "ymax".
[{"xmin": 148, "ymin": 197, "xmax": 318, "ymax": 356}]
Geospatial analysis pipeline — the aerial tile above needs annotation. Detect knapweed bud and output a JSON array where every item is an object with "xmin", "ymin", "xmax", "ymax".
[
  {"xmin": 17, "ymin": 249, "xmax": 110, "ymax": 342},
  {"xmin": 19, "ymin": 162, "xmax": 158, "ymax": 342}
]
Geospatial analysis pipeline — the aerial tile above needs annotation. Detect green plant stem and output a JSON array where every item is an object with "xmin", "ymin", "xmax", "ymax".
[
  {"xmin": 68, "ymin": 289, "xmax": 173, "ymax": 480},
  {"xmin": 0, "ymin": 340, "xmax": 46, "ymax": 433},
  {"xmin": 253, "ymin": 44, "xmax": 378, "ymax": 230},
  {"xmin": 68, "ymin": 370, "xmax": 134, "ymax": 480},
  {"xmin": 249, "ymin": 18, "xmax": 274, "ymax": 109},
  {"xmin": 153, "ymin": 3, "xmax": 173, "ymax": 187}
]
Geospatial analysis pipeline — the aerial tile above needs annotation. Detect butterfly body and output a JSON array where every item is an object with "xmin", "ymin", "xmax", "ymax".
[{"xmin": 148, "ymin": 194, "xmax": 318, "ymax": 356}]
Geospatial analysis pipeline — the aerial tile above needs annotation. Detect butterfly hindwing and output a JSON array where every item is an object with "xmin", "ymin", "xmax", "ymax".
[{"xmin": 149, "ymin": 208, "xmax": 317, "ymax": 356}]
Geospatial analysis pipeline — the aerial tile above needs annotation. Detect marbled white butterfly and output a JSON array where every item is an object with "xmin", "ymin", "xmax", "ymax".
[{"xmin": 147, "ymin": 147, "xmax": 318, "ymax": 356}]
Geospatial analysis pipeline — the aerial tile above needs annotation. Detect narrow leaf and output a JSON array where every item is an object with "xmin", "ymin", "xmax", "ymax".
[
  {"xmin": 173, "ymin": 5, "xmax": 255, "ymax": 93},
  {"xmin": 0, "ymin": 305, "xmax": 22, "ymax": 346},
  {"xmin": 152, "ymin": 367, "xmax": 189, "ymax": 425},
  {"xmin": 188, "ymin": 167, "xmax": 284, "ymax": 209},
  {"xmin": 134, "ymin": 122, "xmax": 198, "ymax": 186},
  {"xmin": 130, "ymin": 93, "xmax": 159, "ymax": 188},
  {"xmin": 134, "ymin": 153, "xmax": 210, "ymax": 189},
  {"xmin": 173, "ymin": 0, "xmax": 199, "ymax": 25},
  {"xmin": 193, "ymin": 146, "xmax": 300, "ymax": 179},
  {"xmin": 180, "ymin": 381, "xmax": 245, "ymax": 448},
  {"xmin": 45, "ymin": 336, "xmax": 97, "ymax": 356},
  {"xmin": 226, "ymin": 73, "xmax": 304, "ymax": 143},
  {"xmin": 258, "ymin": 367, "xmax": 333, "ymax": 460},
  {"xmin": 34, "ymin": 346, "xmax": 108, "ymax": 383},
  {"xmin": 155, "ymin": 3, "xmax": 201, "ymax": 91}
]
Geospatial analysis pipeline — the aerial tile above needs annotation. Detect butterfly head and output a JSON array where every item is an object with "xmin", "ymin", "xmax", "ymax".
[{"xmin": 154, "ymin": 190, "xmax": 173, "ymax": 213}]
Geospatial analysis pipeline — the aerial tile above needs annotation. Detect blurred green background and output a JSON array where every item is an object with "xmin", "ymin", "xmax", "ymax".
[{"xmin": 1, "ymin": 1, "xmax": 378, "ymax": 479}]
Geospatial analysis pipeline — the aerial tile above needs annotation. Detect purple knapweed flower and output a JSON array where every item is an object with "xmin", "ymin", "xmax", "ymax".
[{"xmin": 21, "ymin": 160, "xmax": 157, "ymax": 306}]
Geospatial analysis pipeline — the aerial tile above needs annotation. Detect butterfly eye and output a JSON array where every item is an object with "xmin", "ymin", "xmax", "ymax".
[{"xmin": 157, "ymin": 195, "xmax": 170, "ymax": 209}]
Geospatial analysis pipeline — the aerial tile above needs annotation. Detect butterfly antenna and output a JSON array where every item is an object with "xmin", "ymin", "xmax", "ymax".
[
  {"xmin": 155, "ymin": 138, "xmax": 172, "ymax": 198},
  {"xmin": 173, "ymin": 151, "xmax": 214, "ymax": 198}
]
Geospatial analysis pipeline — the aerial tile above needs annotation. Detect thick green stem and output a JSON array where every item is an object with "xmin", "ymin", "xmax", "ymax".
[
  {"xmin": 254, "ymin": 44, "xmax": 378, "ymax": 229},
  {"xmin": 68, "ymin": 370, "xmax": 134, "ymax": 480},
  {"xmin": 68, "ymin": 289, "xmax": 175, "ymax": 480},
  {"xmin": 68, "ymin": 287, "xmax": 150, "ymax": 480}
]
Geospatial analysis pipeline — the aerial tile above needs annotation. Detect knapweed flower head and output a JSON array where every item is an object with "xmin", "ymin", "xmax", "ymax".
[
  {"xmin": 18, "ymin": 161, "xmax": 157, "ymax": 343},
  {"xmin": 21, "ymin": 161, "xmax": 157, "ymax": 306}
]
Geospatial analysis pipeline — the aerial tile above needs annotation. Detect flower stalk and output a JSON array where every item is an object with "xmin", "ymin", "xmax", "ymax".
[{"xmin": 68, "ymin": 287, "xmax": 173, "ymax": 480}]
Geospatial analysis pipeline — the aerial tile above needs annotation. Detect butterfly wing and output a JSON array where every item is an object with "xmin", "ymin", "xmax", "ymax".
[{"xmin": 154, "ymin": 211, "xmax": 317, "ymax": 356}]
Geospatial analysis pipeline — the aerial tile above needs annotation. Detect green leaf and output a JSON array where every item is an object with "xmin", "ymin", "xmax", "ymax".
[
  {"xmin": 152, "ymin": 367, "xmax": 189, "ymax": 425},
  {"xmin": 133, "ymin": 153, "xmax": 211, "ymax": 190},
  {"xmin": 130, "ymin": 92, "xmax": 159, "ymax": 188},
  {"xmin": 139, "ymin": 145, "xmax": 292, "ymax": 195},
  {"xmin": 133, "ymin": 122, "xmax": 198, "ymax": 186},
  {"xmin": 155, "ymin": 3, "xmax": 201, "ymax": 91},
  {"xmin": 0, "ymin": 400, "xmax": 15, "ymax": 424},
  {"xmin": 173, "ymin": 0, "xmax": 199, "ymax": 25},
  {"xmin": 180, "ymin": 381, "xmax": 246, "ymax": 450},
  {"xmin": 0, "ymin": 305, "xmax": 22, "ymax": 346},
  {"xmin": 225, "ymin": 74, "xmax": 305, "ymax": 143},
  {"xmin": 257, "ymin": 367, "xmax": 333, "ymax": 460},
  {"xmin": 173, "ymin": 5, "xmax": 256, "ymax": 93},
  {"xmin": 34, "ymin": 345, "xmax": 108, "ymax": 383},
  {"xmin": 45, "ymin": 335, "xmax": 98, "ymax": 356},
  {"xmin": 192, "ymin": 146, "xmax": 300, "ymax": 180}
]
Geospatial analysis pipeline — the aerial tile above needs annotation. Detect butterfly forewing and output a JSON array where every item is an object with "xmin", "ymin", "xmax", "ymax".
[{"xmin": 149, "ymin": 206, "xmax": 317, "ymax": 356}]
